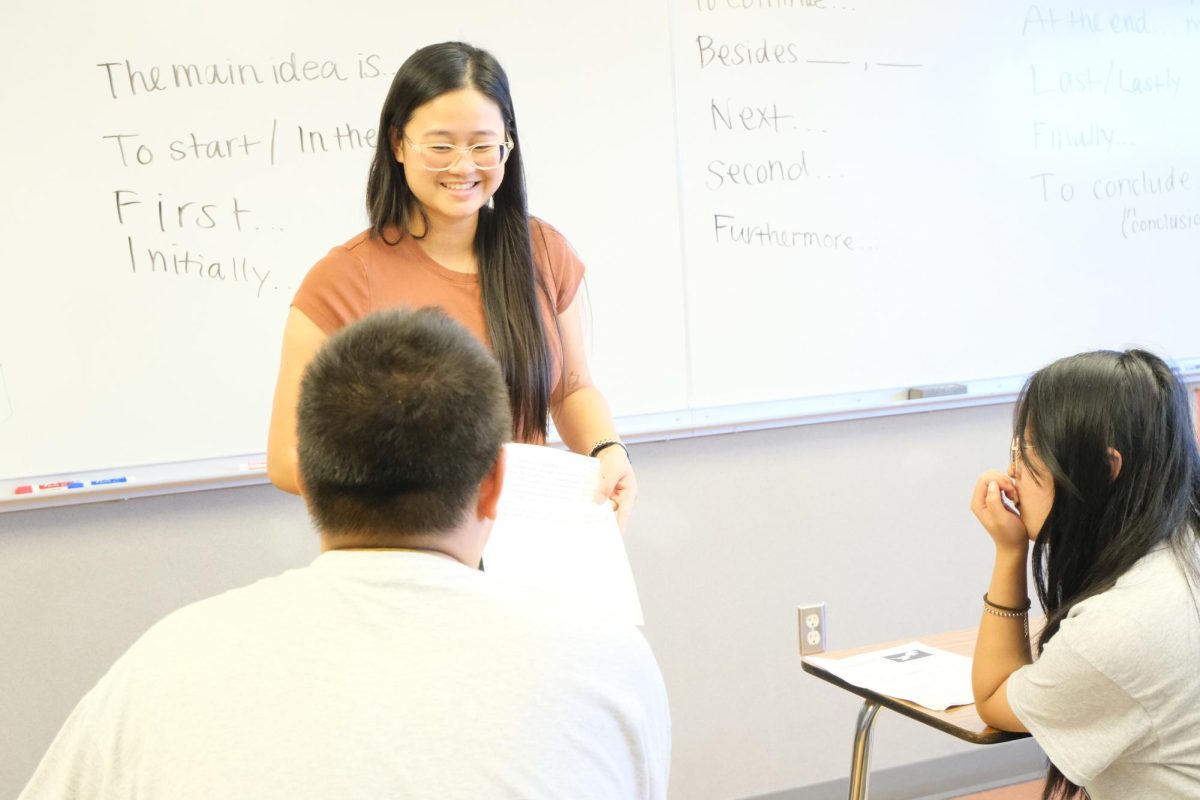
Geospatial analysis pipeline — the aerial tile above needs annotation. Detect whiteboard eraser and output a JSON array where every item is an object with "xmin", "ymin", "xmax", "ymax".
[{"xmin": 907, "ymin": 383, "xmax": 967, "ymax": 399}]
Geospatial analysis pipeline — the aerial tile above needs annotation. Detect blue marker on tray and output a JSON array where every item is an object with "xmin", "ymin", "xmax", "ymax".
[{"xmin": 90, "ymin": 476, "xmax": 130, "ymax": 486}]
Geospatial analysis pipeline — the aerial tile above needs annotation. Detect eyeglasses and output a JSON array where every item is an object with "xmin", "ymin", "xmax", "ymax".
[
  {"xmin": 1010, "ymin": 439, "xmax": 1038, "ymax": 468},
  {"xmin": 404, "ymin": 137, "xmax": 514, "ymax": 172}
]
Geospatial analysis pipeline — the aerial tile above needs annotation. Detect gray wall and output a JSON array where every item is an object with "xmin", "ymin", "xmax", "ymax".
[{"xmin": 0, "ymin": 401, "xmax": 1022, "ymax": 799}]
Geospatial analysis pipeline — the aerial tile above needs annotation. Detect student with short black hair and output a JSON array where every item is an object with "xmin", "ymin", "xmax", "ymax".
[
  {"xmin": 297, "ymin": 307, "xmax": 511, "ymax": 540},
  {"xmin": 21, "ymin": 309, "xmax": 670, "ymax": 800},
  {"xmin": 970, "ymin": 349, "xmax": 1200, "ymax": 800}
]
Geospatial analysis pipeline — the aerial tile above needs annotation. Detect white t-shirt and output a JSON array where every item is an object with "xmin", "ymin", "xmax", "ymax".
[
  {"xmin": 20, "ymin": 550, "xmax": 671, "ymax": 800},
  {"xmin": 1008, "ymin": 546, "xmax": 1200, "ymax": 800}
]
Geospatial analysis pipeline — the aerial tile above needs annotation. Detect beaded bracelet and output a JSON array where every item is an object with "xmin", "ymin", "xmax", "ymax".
[
  {"xmin": 983, "ymin": 593, "xmax": 1030, "ymax": 638},
  {"xmin": 589, "ymin": 439, "xmax": 630, "ymax": 461},
  {"xmin": 983, "ymin": 593, "xmax": 1031, "ymax": 613}
]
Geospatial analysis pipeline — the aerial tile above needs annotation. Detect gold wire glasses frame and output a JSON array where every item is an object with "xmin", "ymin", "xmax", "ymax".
[
  {"xmin": 404, "ymin": 137, "xmax": 514, "ymax": 172},
  {"xmin": 1010, "ymin": 439, "xmax": 1038, "ymax": 469}
]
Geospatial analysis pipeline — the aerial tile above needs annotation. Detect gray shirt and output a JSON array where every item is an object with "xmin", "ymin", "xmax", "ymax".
[{"xmin": 1008, "ymin": 545, "xmax": 1200, "ymax": 800}]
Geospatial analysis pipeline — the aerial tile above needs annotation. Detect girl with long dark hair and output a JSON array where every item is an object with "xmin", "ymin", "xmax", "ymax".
[
  {"xmin": 970, "ymin": 349, "xmax": 1200, "ymax": 799},
  {"xmin": 267, "ymin": 42, "xmax": 635, "ymax": 528}
]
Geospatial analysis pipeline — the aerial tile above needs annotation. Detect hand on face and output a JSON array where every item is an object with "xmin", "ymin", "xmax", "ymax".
[{"xmin": 971, "ymin": 469, "xmax": 1030, "ymax": 551}]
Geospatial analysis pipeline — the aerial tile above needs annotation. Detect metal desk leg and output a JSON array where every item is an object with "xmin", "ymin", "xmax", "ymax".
[{"xmin": 847, "ymin": 700, "xmax": 882, "ymax": 800}]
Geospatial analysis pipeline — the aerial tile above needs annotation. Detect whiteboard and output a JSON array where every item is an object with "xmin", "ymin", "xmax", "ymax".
[
  {"xmin": 3, "ymin": 0, "xmax": 1200, "ymax": 506},
  {"xmin": 672, "ymin": 1, "xmax": 1200, "ymax": 408},
  {"xmin": 0, "ymin": 0, "xmax": 689, "ymax": 496}
]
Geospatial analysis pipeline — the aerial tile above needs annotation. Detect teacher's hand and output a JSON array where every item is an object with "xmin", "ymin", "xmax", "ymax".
[
  {"xmin": 970, "ymin": 469, "xmax": 1028, "ymax": 551},
  {"xmin": 595, "ymin": 446, "xmax": 637, "ymax": 533}
]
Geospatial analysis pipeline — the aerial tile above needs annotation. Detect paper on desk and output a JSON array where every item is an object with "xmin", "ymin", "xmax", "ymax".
[
  {"xmin": 806, "ymin": 642, "xmax": 973, "ymax": 711},
  {"xmin": 483, "ymin": 443, "xmax": 644, "ymax": 626}
]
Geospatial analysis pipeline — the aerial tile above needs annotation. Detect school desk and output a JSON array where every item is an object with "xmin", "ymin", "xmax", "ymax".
[{"xmin": 801, "ymin": 626, "xmax": 1031, "ymax": 800}]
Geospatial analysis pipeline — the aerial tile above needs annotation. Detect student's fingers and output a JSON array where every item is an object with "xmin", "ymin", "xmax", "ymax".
[
  {"xmin": 971, "ymin": 470, "xmax": 1016, "ymax": 515},
  {"xmin": 972, "ymin": 470, "xmax": 1017, "ymax": 517},
  {"xmin": 972, "ymin": 473, "xmax": 1028, "ymax": 547},
  {"xmin": 594, "ymin": 470, "xmax": 618, "ymax": 504},
  {"xmin": 985, "ymin": 480, "xmax": 1007, "ymax": 513},
  {"xmin": 983, "ymin": 468, "xmax": 1017, "ymax": 500},
  {"xmin": 987, "ymin": 480, "xmax": 1030, "ymax": 544},
  {"xmin": 592, "ymin": 446, "xmax": 633, "ymax": 504},
  {"xmin": 592, "ymin": 449, "xmax": 637, "ymax": 532},
  {"xmin": 974, "ymin": 478, "xmax": 1015, "ymax": 522},
  {"xmin": 610, "ymin": 479, "xmax": 637, "ymax": 533},
  {"xmin": 970, "ymin": 471, "xmax": 999, "ymax": 515}
]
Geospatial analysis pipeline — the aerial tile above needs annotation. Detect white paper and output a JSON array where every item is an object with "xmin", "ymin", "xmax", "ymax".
[
  {"xmin": 483, "ymin": 443, "xmax": 644, "ymax": 626},
  {"xmin": 806, "ymin": 641, "xmax": 973, "ymax": 711}
]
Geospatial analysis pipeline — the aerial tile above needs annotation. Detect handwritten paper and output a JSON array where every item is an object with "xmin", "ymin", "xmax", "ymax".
[
  {"xmin": 806, "ymin": 642, "xmax": 973, "ymax": 711},
  {"xmin": 483, "ymin": 443, "xmax": 644, "ymax": 625}
]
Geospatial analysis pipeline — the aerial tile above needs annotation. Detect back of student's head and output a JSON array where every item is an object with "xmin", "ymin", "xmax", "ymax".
[
  {"xmin": 297, "ymin": 308, "xmax": 511, "ymax": 538},
  {"xmin": 1014, "ymin": 349, "xmax": 1200, "ymax": 640}
]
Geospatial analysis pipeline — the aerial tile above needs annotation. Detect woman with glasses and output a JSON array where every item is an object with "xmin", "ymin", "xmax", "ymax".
[
  {"xmin": 267, "ymin": 42, "xmax": 636, "ymax": 529},
  {"xmin": 969, "ymin": 349, "xmax": 1200, "ymax": 800}
]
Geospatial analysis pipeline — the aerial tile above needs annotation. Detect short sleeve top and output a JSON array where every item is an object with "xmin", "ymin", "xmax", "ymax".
[
  {"xmin": 1006, "ymin": 547, "xmax": 1200, "ymax": 799},
  {"xmin": 293, "ymin": 217, "xmax": 585, "ymax": 420}
]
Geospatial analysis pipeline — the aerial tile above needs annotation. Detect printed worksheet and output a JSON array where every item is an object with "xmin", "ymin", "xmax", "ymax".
[
  {"xmin": 484, "ymin": 443, "xmax": 643, "ymax": 625},
  {"xmin": 806, "ymin": 642, "xmax": 973, "ymax": 711}
]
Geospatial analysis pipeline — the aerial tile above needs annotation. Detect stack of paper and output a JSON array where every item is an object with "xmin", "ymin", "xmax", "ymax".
[
  {"xmin": 483, "ymin": 443, "xmax": 644, "ymax": 626},
  {"xmin": 806, "ymin": 642, "xmax": 973, "ymax": 711}
]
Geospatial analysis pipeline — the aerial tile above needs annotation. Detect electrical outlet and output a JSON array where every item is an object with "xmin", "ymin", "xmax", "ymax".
[{"xmin": 798, "ymin": 602, "xmax": 827, "ymax": 655}]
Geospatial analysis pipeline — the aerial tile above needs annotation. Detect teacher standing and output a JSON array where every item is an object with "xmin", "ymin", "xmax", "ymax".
[{"xmin": 267, "ymin": 42, "xmax": 635, "ymax": 529}]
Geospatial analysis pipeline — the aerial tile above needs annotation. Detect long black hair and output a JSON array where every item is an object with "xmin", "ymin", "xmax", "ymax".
[
  {"xmin": 1012, "ymin": 349, "xmax": 1200, "ymax": 800},
  {"xmin": 366, "ymin": 42, "xmax": 552, "ymax": 442}
]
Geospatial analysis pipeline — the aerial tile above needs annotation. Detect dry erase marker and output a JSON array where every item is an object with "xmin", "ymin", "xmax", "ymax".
[
  {"xmin": 240, "ymin": 461, "xmax": 267, "ymax": 471},
  {"xmin": 14, "ymin": 485, "xmax": 35, "ymax": 495},
  {"xmin": 38, "ymin": 481, "xmax": 74, "ymax": 492},
  {"xmin": 90, "ymin": 476, "xmax": 131, "ymax": 486}
]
